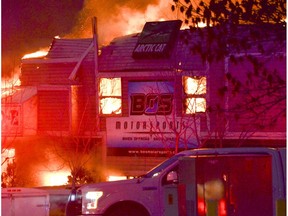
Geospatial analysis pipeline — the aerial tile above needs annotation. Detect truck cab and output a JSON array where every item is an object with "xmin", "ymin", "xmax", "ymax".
[
  {"xmin": 65, "ymin": 147, "xmax": 286, "ymax": 216},
  {"xmin": 65, "ymin": 151, "xmax": 191, "ymax": 216}
]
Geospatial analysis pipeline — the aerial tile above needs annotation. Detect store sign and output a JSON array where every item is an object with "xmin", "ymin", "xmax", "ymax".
[
  {"xmin": 129, "ymin": 81, "xmax": 174, "ymax": 115},
  {"xmin": 106, "ymin": 116, "xmax": 194, "ymax": 149},
  {"xmin": 132, "ymin": 20, "xmax": 182, "ymax": 59},
  {"xmin": 106, "ymin": 81, "xmax": 198, "ymax": 153},
  {"xmin": 130, "ymin": 93, "xmax": 173, "ymax": 115}
]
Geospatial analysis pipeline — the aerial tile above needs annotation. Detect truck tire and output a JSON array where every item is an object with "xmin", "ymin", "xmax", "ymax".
[{"xmin": 105, "ymin": 203, "xmax": 149, "ymax": 216}]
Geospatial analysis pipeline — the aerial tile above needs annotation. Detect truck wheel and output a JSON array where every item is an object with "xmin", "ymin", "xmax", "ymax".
[{"xmin": 106, "ymin": 204, "xmax": 149, "ymax": 216}]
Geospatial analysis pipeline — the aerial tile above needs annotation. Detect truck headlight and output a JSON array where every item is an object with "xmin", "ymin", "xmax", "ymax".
[{"xmin": 83, "ymin": 191, "xmax": 103, "ymax": 213}]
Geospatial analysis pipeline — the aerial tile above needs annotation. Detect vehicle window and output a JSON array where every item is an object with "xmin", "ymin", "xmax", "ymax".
[
  {"xmin": 161, "ymin": 165, "xmax": 178, "ymax": 185},
  {"xmin": 142, "ymin": 154, "xmax": 185, "ymax": 178}
]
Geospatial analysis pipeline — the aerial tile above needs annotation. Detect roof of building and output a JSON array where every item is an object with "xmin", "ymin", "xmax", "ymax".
[
  {"xmin": 46, "ymin": 38, "xmax": 93, "ymax": 59},
  {"xmin": 21, "ymin": 22, "xmax": 286, "ymax": 80},
  {"xmin": 98, "ymin": 30, "xmax": 206, "ymax": 73}
]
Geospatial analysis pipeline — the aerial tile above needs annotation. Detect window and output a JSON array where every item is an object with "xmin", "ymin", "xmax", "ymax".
[
  {"xmin": 183, "ymin": 76, "xmax": 206, "ymax": 114},
  {"xmin": 99, "ymin": 78, "xmax": 122, "ymax": 115}
]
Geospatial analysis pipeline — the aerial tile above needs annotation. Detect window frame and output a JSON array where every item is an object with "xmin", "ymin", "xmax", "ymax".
[
  {"xmin": 99, "ymin": 77, "xmax": 122, "ymax": 116},
  {"xmin": 182, "ymin": 76, "xmax": 207, "ymax": 114}
]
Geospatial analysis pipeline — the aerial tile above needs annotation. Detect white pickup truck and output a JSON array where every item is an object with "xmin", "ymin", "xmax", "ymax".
[{"xmin": 65, "ymin": 147, "xmax": 286, "ymax": 216}]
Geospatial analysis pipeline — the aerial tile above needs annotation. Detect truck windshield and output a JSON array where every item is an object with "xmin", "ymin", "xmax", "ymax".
[{"xmin": 141, "ymin": 153, "xmax": 186, "ymax": 178}]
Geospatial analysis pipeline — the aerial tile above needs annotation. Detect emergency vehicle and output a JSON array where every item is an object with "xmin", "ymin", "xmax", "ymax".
[{"xmin": 65, "ymin": 147, "xmax": 286, "ymax": 216}]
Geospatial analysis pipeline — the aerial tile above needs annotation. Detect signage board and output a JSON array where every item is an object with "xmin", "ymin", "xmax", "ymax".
[
  {"xmin": 132, "ymin": 20, "xmax": 182, "ymax": 59},
  {"xmin": 106, "ymin": 81, "xmax": 198, "ymax": 154}
]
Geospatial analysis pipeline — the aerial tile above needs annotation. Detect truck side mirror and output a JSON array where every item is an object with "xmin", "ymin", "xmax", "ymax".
[{"xmin": 167, "ymin": 171, "xmax": 178, "ymax": 184}]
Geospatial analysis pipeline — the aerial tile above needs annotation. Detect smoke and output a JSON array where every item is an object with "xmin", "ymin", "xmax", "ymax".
[
  {"xmin": 61, "ymin": 0, "xmax": 178, "ymax": 45},
  {"xmin": 1, "ymin": 0, "xmax": 178, "ymax": 77}
]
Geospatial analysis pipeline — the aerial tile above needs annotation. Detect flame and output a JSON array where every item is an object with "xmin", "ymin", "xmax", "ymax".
[
  {"xmin": 65, "ymin": 0, "xmax": 181, "ymax": 45},
  {"xmin": 22, "ymin": 48, "xmax": 49, "ymax": 59},
  {"xmin": 1, "ymin": 76, "xmax": 21, "ymax": 89},
  {"xmin": 1, "ymin": 148, "xmax": 15, "ymax": 170},
  {"xmin": 99, "ymin": 78, "xmax": 122, "ymax": 114},
  {"xmin": 2, "ymin": 46, "xmax": 52, "ymax": 97},
  {"xmin": 119, "ymin": 0, "xmax": 178, "ymax": 36},
  {"xmin": 41, "ymin": 170, "xmax": 70, "ymax": 186},
  {"xmin": 1, "ymin": 72, "xmax": 21, "ymax": 97},
  {"xmin": 107, "ymin": 175, "xmax": 127, "ymax": 181}
]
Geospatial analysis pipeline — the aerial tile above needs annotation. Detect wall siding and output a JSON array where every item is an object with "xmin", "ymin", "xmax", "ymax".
[{"xmin": 38, "ymin": 90, "xmax": 70, "ymax": 132}]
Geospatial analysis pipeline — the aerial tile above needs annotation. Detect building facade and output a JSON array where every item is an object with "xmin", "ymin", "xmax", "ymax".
[{"xmin": 2, "ymin": 20, "xmax": 286, "ymax": 184}]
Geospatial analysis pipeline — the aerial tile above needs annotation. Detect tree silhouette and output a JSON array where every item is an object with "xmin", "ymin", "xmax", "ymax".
[{"xmin": 171, "ymin": 0, "xmax": 286, "ymax": 146}]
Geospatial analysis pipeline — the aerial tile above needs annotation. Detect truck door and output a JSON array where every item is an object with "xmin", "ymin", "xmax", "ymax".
[{"xmin": 179, "ymin": 154, "xmax": 273, "ymax": 216}]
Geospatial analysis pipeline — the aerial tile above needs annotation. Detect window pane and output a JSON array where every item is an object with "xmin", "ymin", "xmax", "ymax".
[
  {"xmin": 183, "ymin": 76, "xmax": 206, "ymax": 95},
  {"xmin": 185, "ymin": 98, "xmax": 206, "ymax": 114},
  {"xmin": 99, "ymin": 78, "xmax": 122, "ymax": 115},
  {"xmin": 100, "ymin": 78, "xmax": 121, "ymax": 96},
  {"xmin": 100, "ymin": 98, "xmax": 122, "ymax": 115}
]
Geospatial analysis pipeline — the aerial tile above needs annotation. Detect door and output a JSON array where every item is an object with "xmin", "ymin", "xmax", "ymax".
[{"xmin": 195, "ymin": 155, "xmax": 273, "ymax": 216}]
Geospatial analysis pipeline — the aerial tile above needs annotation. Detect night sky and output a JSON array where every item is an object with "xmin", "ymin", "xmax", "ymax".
[
  {"xmin": 2, "ymin": 0, "xmax": 84, "ymax": 78},
  {"xmin": 2, "ymin": 0, "xmax": 164, "ymax": 79}
]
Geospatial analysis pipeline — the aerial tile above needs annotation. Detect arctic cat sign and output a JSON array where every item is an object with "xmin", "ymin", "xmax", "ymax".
[
  {"xmin": 132, "ymin": 20, "xmax": 182, "ymax": 59},
  {"xmin": 134, "ymin": 44, "xmax": 167, "ymax": 53}
]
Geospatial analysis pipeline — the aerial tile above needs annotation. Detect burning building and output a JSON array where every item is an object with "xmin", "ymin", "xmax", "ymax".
[{"xmin": 1, "ymin": 20, "xmax": 286, "ymax": 186}]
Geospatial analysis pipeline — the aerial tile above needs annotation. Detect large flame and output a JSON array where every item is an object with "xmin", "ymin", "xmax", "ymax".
[
  {"xmin": 1, "ymin": 48, "xmax": 50, "ymax": 97},
  {"xmin": 1, "ymin": 71, "xmax": 21, "ymax": 97},
  {"xmin": 22, "ymin": 48, "xmax": 49, "ymax": 59},
  {"xmin": 118, "ymin": 0, "xmax": 177, "ymax": 36},
  {"xmin": 41, "ymin": 169, "xmax": 70, "ymax": 186},
  {"xmin": 65, "ymin": 0, "xmax": 181, "ymax": 45}
]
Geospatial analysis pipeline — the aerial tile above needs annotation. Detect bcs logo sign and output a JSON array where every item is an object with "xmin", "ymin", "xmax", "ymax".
[{"xmin": 130, "ymin": 93, "xmax": 173, "ymax": 115}]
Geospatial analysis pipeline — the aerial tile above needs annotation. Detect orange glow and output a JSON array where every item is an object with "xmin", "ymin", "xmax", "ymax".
[
  {"xmin": 185, "ymin": 98, "xmax": 206, "ymax": 113},
  {"xmin": 41, "ymin": 170, "xmax": 70, "ymax": 186},
  {"xmin": 100, "ymin": 98, "xmax": 122, "ymax": 114},
  {"xmin": 64, "ymin": 0, "xmax": 182, "ymax": 45},
  {"xmin": 1, "ymin": 148, "xmax": 15, "ymax": 170},
  {"xmin": 99, "ymin": 78, "xmax": 122, "ymax": 114},
  {"xmin": 2, "ymin": 69, "xmax": 21, "ymax": 87},
  {"xmin": 22, "ymin": 49, "xmax": 49, "ymax": 59},
  {"xmin": 1, "ymin": 73, "xmax": 21, "ymax": 98},
  {"xmin": 183, "ymin": 76, "xmax": 207, "ymax": 113},
  {"xmin": 114, "ymin": 0, "xmax": 180, "ymax": 37},
  {"xmin": 184, "ymin": 76, "xmax": 206, "ymax": 95},
  {"xmin": 107, "ymin": 176, "xmax": 127, "ymax": 181}
]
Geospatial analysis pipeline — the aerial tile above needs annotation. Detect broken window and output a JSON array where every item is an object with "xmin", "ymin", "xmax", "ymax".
[
  {"xmin": 99, "ymin": 78, "xmax": 122, "ymax": 115},
  {"xmin": 183, "ymin": 76, "xmax": 207, "ymax": 114}
]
